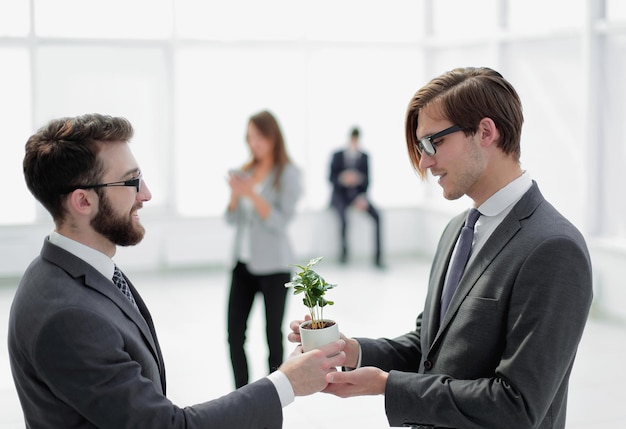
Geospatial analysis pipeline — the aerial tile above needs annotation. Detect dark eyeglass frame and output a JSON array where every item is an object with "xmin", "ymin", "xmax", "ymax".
[
  {"xmin": 62, "ymin": 173, "xmax": 142, "ymax": 194},
  {"xmin": 416, "ymin": 124, "xmax": 463, "ymax": 156}
]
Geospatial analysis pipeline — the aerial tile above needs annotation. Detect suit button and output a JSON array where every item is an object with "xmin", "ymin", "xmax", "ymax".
[{"xmin": 423, "ymin": 360, "xmax": 433, "ymax": 370}]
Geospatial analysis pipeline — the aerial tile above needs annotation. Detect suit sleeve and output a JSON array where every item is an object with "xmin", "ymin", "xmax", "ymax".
[
  {"xmin": 357, "ymin": 152, "xmax": 370, "ymax": 194},
  {"xmin": 329, "ymin": 152, "xmax": 341, "ymax": 188},
  {"xmin": 382, "ymin": 235, "xmax": 593, "ymax": 429},
  {"xmin": 34, "ymin": 307, "xmax": 283, "ymax": 429},
  {"xmin": 357, "ymin": 312, "xmax": 423, "ymax": 372}
]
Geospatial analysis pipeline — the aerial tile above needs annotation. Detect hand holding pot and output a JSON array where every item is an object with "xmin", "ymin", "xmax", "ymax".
[
  {"xmin": 324, "ymin": 366, "xmax": 389, "ymax": 397},
  {"xmin": 288, "ymin": 316, "xmax": 361, "ymax": 368},
  {"xmin": 287, "ymin": 315, "xmax": 311, "ymax": 344},
  {"xmin": 279, "ymin": 340, "xmax": 346, "ymax": 396}
]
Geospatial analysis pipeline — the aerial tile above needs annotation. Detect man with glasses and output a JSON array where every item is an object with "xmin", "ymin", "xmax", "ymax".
[
  {"xmin": 290, "ymin": 67, "xmax": 593, "ymax": 428},
  {"xmin": 8, "ymin": 113, "xmax": 346, "ymax": 428}
]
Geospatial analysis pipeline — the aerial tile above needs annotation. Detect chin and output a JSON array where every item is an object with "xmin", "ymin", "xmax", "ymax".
[{"xmin": 442, "ymin": 188, "xmax": 464, "ymax": 201}]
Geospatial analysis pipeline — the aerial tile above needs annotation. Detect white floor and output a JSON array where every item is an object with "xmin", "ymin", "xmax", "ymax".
[{"xmin": 1, "ymin": 255, "xmax": 624, "ymax": 428}]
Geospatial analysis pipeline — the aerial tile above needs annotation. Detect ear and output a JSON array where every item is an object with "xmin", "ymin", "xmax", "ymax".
[
  {"xmin": 477, "ymin": 117, "xmax": 500, "ymax": 148},
  {"xmin": 66, "ymin": 189, "xmax": 97, "ymax": 216}
]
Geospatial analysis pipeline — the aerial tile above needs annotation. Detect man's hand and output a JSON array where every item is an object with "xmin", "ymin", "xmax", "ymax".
[
  {"xmin": 338, "ymin": 170, "xmax": 363, "ymax": 187},
  {"xmin": 286, "ymin": 316, "xmax": 310, "ymax": 344},
  {"xmin": 323, "ymin": 367, "xmax": 388, "ymax": 398},
  {"xmin": 279, "ymin": 340, "xmax": 346, "ymax": 397},
  {"xmin": 352, "ymin": 194, "xmax": 369, "ymax": 210}
]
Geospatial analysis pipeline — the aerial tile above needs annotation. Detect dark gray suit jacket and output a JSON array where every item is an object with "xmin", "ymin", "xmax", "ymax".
[
  {"xmin": 8, "ymin": 239, "xmax": 283, "ymax": 428},
  {"xmin": 358, "ymin": 183, "xmax": 593, "ymax": 429}
]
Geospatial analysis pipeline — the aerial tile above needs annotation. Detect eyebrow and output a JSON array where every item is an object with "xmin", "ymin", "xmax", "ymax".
[
  {"xmin": 116, "ymin": 168, "xmax": 141, "ymax": 180},
  {"xmin": 416, "ymin": 129, "xmax": 432, "ymax": 140}
]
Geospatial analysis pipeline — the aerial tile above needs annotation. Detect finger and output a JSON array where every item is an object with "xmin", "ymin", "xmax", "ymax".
[
  {"xmin": 287, "ymin": 331, "xmax": 301, "ymax": 344},
  {"xmin": 323, "ymin": 379, "xmax": 346, "ymax": 391},
  {"xmin": 326, "ymin": 370, "xmax": 351, "ymax": 384},
  {"xmin": 318, "ymin": 339, "xmax": 345, "ymax": 358},
  {"xmin": 289, "ymin": 319, "xmax": 303, "ymax": 332},
  {"xmin": 328, "ymin": 351, "xmax": 346, "ymax": 368}
]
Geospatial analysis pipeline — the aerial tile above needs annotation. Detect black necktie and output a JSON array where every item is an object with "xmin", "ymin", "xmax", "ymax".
[
  {"xmin": 440, "ymin": 208, "xmax": 481, "ymax": 323},
  {"xmin": 113, "ymin": 265, "xmax": 137, "ymax": 307}
]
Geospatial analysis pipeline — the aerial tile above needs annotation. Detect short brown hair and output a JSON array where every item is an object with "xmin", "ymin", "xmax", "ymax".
[
  {"xmin": 405, "ymin": 67, "xmax": 524, "ymax": 178},
  {"xmin": 23, "ymin": 113, "xmax": 134, "ymax": 223}
]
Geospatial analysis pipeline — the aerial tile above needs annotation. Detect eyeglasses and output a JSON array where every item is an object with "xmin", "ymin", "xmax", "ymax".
[
  {"xmin": 416, "ymin": 124, "xmax": 463, "ymax": 156},
  {"xmin": 63, "ymin": 173, "xmax": 142, "ymax": 194}
]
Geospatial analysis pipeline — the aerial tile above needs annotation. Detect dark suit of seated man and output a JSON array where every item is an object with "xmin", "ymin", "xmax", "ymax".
[
  {"xmin": 329, "ymin": 127, "xmax": 383, "ymax": 267},
  {"xmin": 8, "ymin": 113, "xmax": 346, "ymax": 429}
]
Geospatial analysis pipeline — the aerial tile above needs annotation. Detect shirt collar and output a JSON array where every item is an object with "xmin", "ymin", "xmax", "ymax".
[
  {"xmin": 477, "ymin": 171, "xmax": 533, "ymax": 217},
  {"xmin": 49, "ymin": 231, "xmax": 115, "ymax": 280}
]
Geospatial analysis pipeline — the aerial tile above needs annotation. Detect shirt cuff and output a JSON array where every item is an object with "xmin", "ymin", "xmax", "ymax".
[
  {"xmin": 267, "ymin": 370, "xmax": 295, "ymax": 407},
  {"xmin": 356, "ymin": 343, "xmax": 363, "ymax": 368}
]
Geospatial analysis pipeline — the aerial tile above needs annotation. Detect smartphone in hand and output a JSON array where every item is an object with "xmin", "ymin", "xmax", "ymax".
[{"xmin": 228, "ymin": 169, "xmax": 250, "ymax": 179}]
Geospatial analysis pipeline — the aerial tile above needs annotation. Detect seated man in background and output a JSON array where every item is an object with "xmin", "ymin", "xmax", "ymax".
[{"xmin": 329, "ymin": 126, "xmax": 383, "ymax": 267}]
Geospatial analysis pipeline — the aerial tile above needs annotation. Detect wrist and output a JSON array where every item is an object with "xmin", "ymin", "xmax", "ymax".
[
  {"xmin": 377, "ymin": 370, "xmax": 389, "ymax": 394},
  {"xmin": 345, "ymin": 338, "xmax": 361, "ymax": 368}
]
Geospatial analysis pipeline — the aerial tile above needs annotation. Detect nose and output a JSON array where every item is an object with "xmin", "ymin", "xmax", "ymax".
[
  {"xmin": 137, "ymin": 178, "xmax": 152, "ymax": 202},
  {"xmin": 418, "ymin": 152, "xmax": 435, "ymax": 170}
]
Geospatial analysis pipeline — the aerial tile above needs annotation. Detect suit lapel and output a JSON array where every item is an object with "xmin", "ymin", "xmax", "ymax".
[
  {"xmin": 124, "ymin": 276, "xmax": 168, "ymax": 394},
  {"xmin": 424, "ymin": 213, "xmax": 464, "ymax": 345},
  {"xmin": 431, "ymin": 183, "xmax": 544, "ymax": 346},
  {"xmin": 41, "ymin": 241, "xmax": 166, "ymax": 391}
]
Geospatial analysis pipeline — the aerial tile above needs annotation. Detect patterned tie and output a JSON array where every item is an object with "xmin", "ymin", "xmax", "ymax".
[
  {"xmin": 440, "ymin": 208, "xmax": 481, "ymax": 323},
  {"xmin": 113, "ymin": 265, "xmax": 137, "ymax": 307}
]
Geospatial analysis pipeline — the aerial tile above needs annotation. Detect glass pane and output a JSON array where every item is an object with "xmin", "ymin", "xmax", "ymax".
[
  {"xmin": 509, "ymin": 0, "xmax": 584, "ymax": 33},
  {"xmin": 0, "ymin": 0, "xmax": 30, "ymax": 37},
  {"xmin": 174, "ymin": 45, "xmax": 308, "ymax": 216},
  {"xmin": 175, "ymin": 0, "xmax": 424, "ymax": 42},
  {"xmin": 504, "ymin": 38, "xmax": 585, "ymax": 229},
  {"xmin": 433, "ymin": 0, "xmax": 498, "ymax": 39},
  {"xmin": 305, "ymin": 46, "xmax": 424, "ymax": 209},
  {"xmin": 175, "ymin": 43, "xmax": 424, "ymax": 217},
  {"xmin": 0, "ymin": 47, "xmax": 34, "ymax": 224},
  {"xmin": 303, "ymin": 0, "xmax": 425, "ymax": 42},
  {"xmin": 607, "ymin": 0, "xmax": 626, "ymax": 22},
  {"xmin": 175, "ymin": 0, "xmax": 303, "ymax": 40},
  {"xmin": 34, "ymin": 45, "xmax": 170, "ymax": 209},
  {"xmin": 34, "ymin": 0, "xmax": 172, "ymax": 38},
  {"xmin": 603, "ymin": 35, "xmax": 626, "ymax": 237}
]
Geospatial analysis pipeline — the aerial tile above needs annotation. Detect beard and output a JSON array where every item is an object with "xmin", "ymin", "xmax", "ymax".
[{"xmin": 91, "ymin": 193, "xmax": 145, "ymax": 247}]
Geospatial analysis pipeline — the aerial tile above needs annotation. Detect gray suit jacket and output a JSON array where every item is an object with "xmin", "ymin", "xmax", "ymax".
[
  {"xmin": 358, "ymin": 183, "xmax": 593, "ymax": 429},
  {"xmin": 226, "ymin": 163, "xmax": 302, "ymax": 275},
  {"xmin": 8, "ymin": 239, "xmax": 283, "ymax": 428}
]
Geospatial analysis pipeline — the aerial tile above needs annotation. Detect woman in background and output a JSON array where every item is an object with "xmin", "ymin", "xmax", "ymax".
[{"xmin": 225, "ymin": 110, "xmax": 302, "ymax": 388}]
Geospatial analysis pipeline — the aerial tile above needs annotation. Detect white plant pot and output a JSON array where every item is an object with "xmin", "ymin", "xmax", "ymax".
[{"xmin": 299, "ymin": 319, "xmax": 340, "ymax": 352}]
